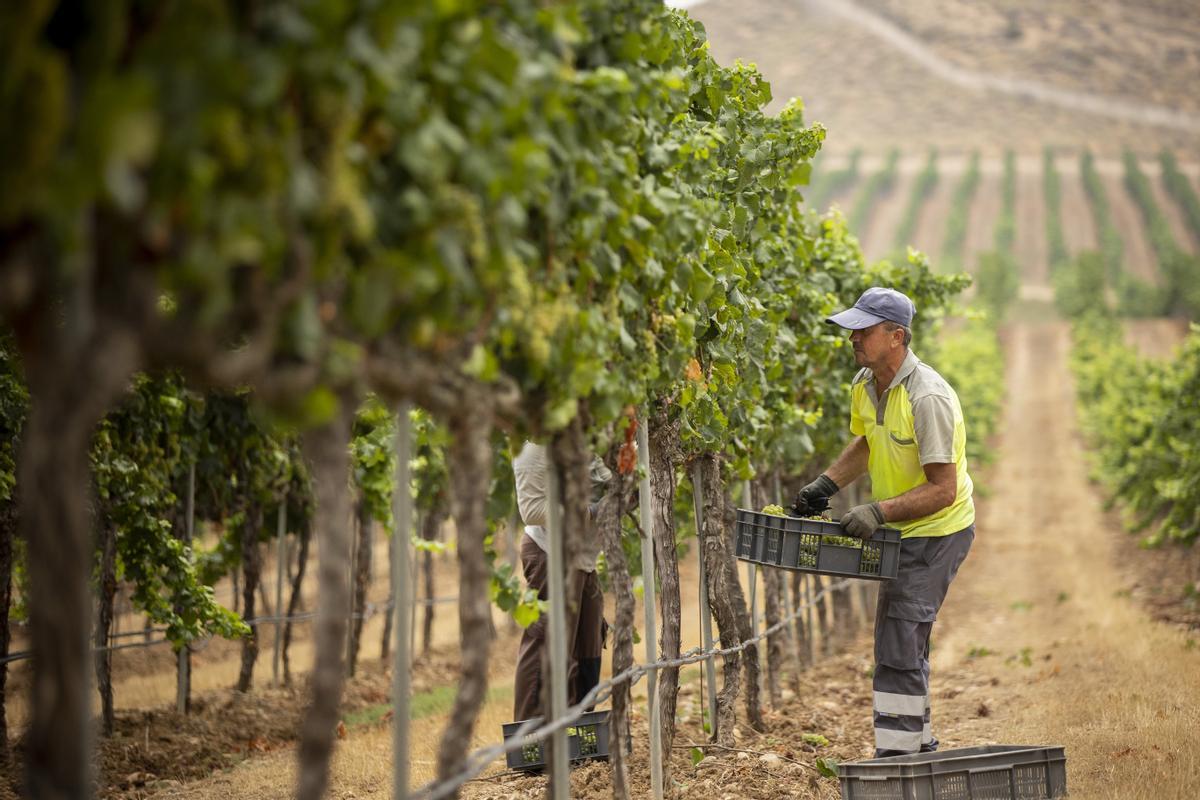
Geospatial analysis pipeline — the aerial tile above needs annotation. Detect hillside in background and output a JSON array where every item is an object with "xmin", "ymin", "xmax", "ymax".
[{"xmin": 687, "ymin": 0, "xmax": 1200, "ymax": 159}]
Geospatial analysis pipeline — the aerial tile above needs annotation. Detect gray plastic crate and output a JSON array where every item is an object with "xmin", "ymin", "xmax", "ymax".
[
  {"xmin": 501, "ymin": 710, "xmax": 610, "ymax": 772},
  {"xmin": 735, "ymin": 508, "xmax": 901, "ymax": 581},
  {"xmin": 839, "ymin": 745, "xmax": 1067, "ymax": 800}
]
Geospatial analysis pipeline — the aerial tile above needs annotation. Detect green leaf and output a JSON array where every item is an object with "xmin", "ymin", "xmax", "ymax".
[
  {"xmin": 690, "ymin": 747, "xmax": 705, "ymax": 766},
  {"xmin": 512, "ymin": 601, "xmax": 542, "ymax": 629},
  {"xmin": 815, "ymin": 757, "xmax": 839, "ymax": 778}
]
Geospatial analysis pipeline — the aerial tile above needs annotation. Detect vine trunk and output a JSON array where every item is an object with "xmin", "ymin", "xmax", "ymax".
[
  {"xmin": 94, "ymin": 521, "xmax": 118, "ymax": 735},
  {"xmin": 237, "ymin": 505, "xmax": 263, "ymax": 693},
  {"xmin": 722, "ymin": 483, "xmax": 765, "ymax": 731},
  {"xmin": 697, "ymin": 452, "xmax": 744, "ymax": 747},
  {"xmin": 0, "ymin": 505, "xmax": 13, "ymax": 755},
  {"xmin": 434, "ymin": 411, "xmax": 493, "ymax": 792},
  {"xmin": 16, "ymin": 320, "xmax": 138, "ymax": 799},
  {"xmin": 648, "ymin": 409, "xmax": 682, "ymax": 782},
  {"xmin": 348, "ymin": 500, "xmax": 372, "ymax": 677},
  {"xmin": 296, "ymin": 410, "xmax": 354, "ymax": 800},
  {"xmin": 283, "ymin": 517, "xmax": 312, "ymax": 686}
]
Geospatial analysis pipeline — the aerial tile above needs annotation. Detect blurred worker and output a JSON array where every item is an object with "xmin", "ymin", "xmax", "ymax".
[
  {"xmin": 511, "ymin": 441, "xmax": 611, "ymax": 721},
  {"xmin": 792, "ymin": 287, "xmax": 975, "ymax": 757}
]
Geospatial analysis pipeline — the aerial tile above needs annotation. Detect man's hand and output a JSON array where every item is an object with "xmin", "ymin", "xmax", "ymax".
[
  {"xmin": 841, "ymin": 502, "xmax": 885, "ymax": 538},
  {"xmin": 791, "ymin": 474, "xmax": 839, "ymax": 516}
]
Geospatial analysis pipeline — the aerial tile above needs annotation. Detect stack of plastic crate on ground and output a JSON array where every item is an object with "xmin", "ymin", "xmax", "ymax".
[{"xmin": 839, "ymin": 744, "xmax": 1067, "ymax": 799}]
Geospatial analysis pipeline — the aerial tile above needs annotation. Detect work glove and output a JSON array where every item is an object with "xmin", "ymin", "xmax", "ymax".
[
  {"xmin": 791, "ymin": 474, "xmax": 839, "ymax": 516},
  {"xmin": 841, "ymin": 502, "xmax": 885, "ymax": 539}
]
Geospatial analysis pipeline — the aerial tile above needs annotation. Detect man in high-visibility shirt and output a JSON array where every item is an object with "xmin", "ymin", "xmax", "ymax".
[{"xmin": 792, "ymin": 287, "xmax": 975, "ymax": 758}]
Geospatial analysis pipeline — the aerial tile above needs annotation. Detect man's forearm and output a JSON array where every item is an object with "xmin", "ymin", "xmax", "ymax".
[
  {"xmin": 878, "ymin": 479, "xmax": 956, "ymax": 523},
  {"xmin": 825, "ymin": 436, "xmax": 869, "ymax": 489}
]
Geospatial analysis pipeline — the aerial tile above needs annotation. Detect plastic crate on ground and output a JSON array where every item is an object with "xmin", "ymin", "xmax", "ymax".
[
  {"xmin": 735, "ymin": 508, "xmax": 901, "ymax": 581},
  {"xmin": 839, "ymin": 744, "xmax": 1067, "ymax": 800},
  {"xmin": 501, "ymin": 710, "xmax": 611, "ymax": 772}
]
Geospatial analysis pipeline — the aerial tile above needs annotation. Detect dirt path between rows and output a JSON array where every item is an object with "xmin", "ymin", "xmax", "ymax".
[
  {"xmin": 859, "ymin": 162, "xmax": 916, "ymax": 263},
  {"xmin": 910, "ymin": 156, "xmax": 963, "ymax": 266},
  {"xmin": 927, "ymin": 321, "xmax": 1200, "ymax": 799},
  {"xmin": 963, "ymin": 170, "xmax": 1001, "ymax": 273},
  {"xmin": 1101, "ymin": 172, "xmax": 1159, "ymax": 284},
  {"xmin": 1015, "ymin": 158, "xmax": 1048, "ymax": 286},
  {"xmin": 1056, "ymin": 156, "xmax": 1098, "ymax": 256},
  {"xmin": 1147, "ymin": 164, "xmax": 1198, "ymax": 254}
]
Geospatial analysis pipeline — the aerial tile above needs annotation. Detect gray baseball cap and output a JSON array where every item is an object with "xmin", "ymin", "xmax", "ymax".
[{"xmin": 826, "ymin": 287, "xmax": 915, "ymax": 330}]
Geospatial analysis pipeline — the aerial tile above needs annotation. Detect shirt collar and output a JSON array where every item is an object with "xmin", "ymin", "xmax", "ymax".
[{"xmin": 878, "ymin": 349, "xmax": 920, "ymax": 392}]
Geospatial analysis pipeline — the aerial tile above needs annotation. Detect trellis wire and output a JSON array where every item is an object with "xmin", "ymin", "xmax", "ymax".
[{"xmin": 0, "ymin": 598, "xmax": 454, "ymax": 667}]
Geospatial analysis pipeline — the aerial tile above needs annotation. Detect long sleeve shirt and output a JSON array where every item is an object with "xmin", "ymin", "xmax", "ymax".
[{"xmin": 512, "ymin": 441, "xmax": 612, "ymax": 572}]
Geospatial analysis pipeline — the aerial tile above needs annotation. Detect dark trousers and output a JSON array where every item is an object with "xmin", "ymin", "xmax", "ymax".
[
  {"xmin": 513, "ymin": 533, "xmax": 605, "ymax": 721},
  {"xmin": 872, "ymin": 526, "xmax": 974, "ymax": 757}
]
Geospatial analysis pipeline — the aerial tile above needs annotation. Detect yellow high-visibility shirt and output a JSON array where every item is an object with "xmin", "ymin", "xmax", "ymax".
[{"xmin": 849, "ymin": 349, "xmax": 975, "ymax": 538}]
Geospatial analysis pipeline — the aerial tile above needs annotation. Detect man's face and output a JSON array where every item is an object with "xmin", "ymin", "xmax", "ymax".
[{"xmin": 848, "ymin": 322, "xmax": 898, "ymax": 368}]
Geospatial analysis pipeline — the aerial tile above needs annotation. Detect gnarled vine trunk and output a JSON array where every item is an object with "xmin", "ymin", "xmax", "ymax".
[
  {"xmin": 94, "ymin": 521, "xmax": 118, "ymax": 735},
  {"xmin": 380, "ymin": 526, "xmax": 396, "ymax": 662},
  {"xmin": 16, "ymin": 320, "xmax": 139, "ymax": 799},
  {"xmin": 763, "ymin": 569, "xmax": 789, "ymax": 707},
  {"xmin": 0, "ymin": 504, "xmax": 14, "ymax": 756},
  {"xmin": 792, "ymin": 572, "xmax": 812, "ymax": 667},
  {"xmin": 421, "ymin": 505, "xmax": 445, "ymax": 654},
  {"xmin": 434, "ymin": 411, "xmax": 493, "ymax": 792},
  {"xmin": 648, "ymin": 409, "xmax": 682, "ymax": 779},
  {"xmin": 816, "ymin": 574, "xmax": 833, "ymax": 657},
  {"xmin": 348, "ymin": 499, "xmax": 372, "ymax": 677},
  {"xmin": 722, "ymin": 483, "xmax": 764, "ymax": 732},
  {"xmin": 696, "ymin": 453, "xmax": 743, "ymax": 747},
  {"xmin": 596, "ymin": 439, "xmax": 635, "ymax": 800},
  {"xmin": 237, "ymin": 505, "xmax": 263, "ymax": 693},
  {"xmin": 283, "ymin": 516, "xmax": 312, "ymax": 686},
  {"xmin": 296, "ymin": 410, "xmax": 354, "ymax": 800},
  {"xmin": 172, "ymin": 467, "xmax": 194, "ymax": 713}
]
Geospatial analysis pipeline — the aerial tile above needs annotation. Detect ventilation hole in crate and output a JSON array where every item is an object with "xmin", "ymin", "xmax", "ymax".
[
  {"xmin": 798, "ymin": 533, "xmax": 819, "ymax": 568},
  {"xmin": 1014, "ymin": 766, "xmax": 1048, "ymax": 798},
  {"xmin": 860, "ymin": 542, "xmax": 882, "ymax": 575},
  {"xmin": 854, "ymin": 783, "xmax": 896, "ymax": 800},
  {"xmin": 577, "ymin": 724, "xmax": 599, "ymax": 756},
  {"xmin": 766, "ymin": 530, "xmax": 781, "ymax": 561},
  {"xmin": 969, "ymin": 768, "xmax": 1014, "ymax": 799},
  {"xmin": 934, "ymin": 772, "xmax": 971, "ymax": 800}
]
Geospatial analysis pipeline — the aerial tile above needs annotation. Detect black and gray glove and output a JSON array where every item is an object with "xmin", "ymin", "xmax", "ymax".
[
  {"xmin": 841, "ymin": 502, "xmax": 885, "ymax": 539},
  {"xmin": 790, "ymin": 474, "xmax": 839, "ymax": 516}
]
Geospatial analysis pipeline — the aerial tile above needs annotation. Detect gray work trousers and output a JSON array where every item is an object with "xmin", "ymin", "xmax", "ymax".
[{"xmin": 873, "ymin": 525, "xmax": 974, "ymax": 757}]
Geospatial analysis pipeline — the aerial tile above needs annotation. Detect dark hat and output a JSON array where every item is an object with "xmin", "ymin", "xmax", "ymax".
[{"xmin": 826, "ymin": 287, "xmax": 915, "ymax": 330}]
